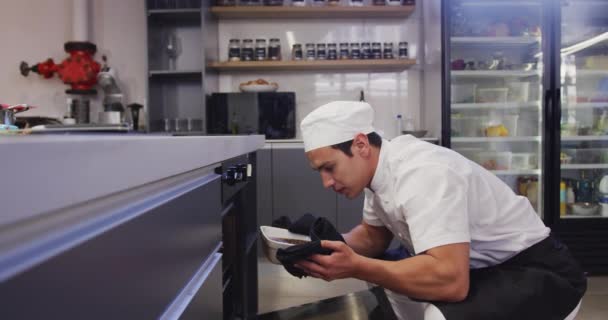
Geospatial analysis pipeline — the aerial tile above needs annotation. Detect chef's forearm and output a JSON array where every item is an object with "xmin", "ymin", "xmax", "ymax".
[
  {"xmin": 343, "ymin": 223, "xmax": 391, "ymax": 258},
  {"xmin": 353, "ymin": 254, "xmax": 468, "ymax": 302}
]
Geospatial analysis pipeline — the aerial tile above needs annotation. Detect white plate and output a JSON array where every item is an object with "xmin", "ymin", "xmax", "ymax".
[
  {"xmin": 239, "ymin": 83, "xmax": 278, "ymax": 92},
  {"xmin": 259, "ymin": 226, "xmax": 310, "ymax": 264}
]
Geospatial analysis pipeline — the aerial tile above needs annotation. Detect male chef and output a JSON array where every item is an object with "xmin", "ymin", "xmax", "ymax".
[{"xmin": 295, "ymin": 101, "xmax": 586, "ymax": 320}]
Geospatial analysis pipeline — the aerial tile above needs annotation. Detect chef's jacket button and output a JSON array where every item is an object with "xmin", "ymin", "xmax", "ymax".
[{"xmin": 398, "ymin": 233, "xmax": 403, "ymax": 237}]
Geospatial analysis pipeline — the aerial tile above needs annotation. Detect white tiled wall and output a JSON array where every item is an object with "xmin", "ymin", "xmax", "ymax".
[{"xmin": 217, "ymin": 2, "xmax": 436, "ymax": 139}]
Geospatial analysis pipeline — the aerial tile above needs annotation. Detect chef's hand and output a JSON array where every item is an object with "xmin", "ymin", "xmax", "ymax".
[{"xmin": 294, "ymin": 240, "xmax": 362, "ymax": 282}]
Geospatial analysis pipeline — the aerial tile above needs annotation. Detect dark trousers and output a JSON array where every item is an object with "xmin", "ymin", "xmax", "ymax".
[{"xmin": 434, "ymin": 235, "xmax": 587, "ymax": 320}]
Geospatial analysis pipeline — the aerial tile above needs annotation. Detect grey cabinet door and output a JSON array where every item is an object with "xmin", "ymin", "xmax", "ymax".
[
  {"xmin": 336, "ymin": 193, "xmax": 365, "ymax": 234},
  {"xmin": 0, "ymin": 174, "xmax": 222, "ymax": 320},
  {"xmin": 256, "ymin": 149, "xmax": 273, "ymax": 229},
  {"xmin": 272, "ymin": 147, "xmax": 337, "ymax": 225}
]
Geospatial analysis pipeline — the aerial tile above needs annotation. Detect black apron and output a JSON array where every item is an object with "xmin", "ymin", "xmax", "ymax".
[{"xmin": 433, "ymin": 235, "xmax": 587, "ymax": 320}]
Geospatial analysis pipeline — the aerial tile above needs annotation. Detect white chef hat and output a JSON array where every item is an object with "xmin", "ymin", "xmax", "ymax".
[{"xmin": 300, "ymin": 101, "xmax": 375, "ymax": 152}]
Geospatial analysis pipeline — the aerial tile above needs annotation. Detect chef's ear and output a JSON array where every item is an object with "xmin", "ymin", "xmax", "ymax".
[{"xmin": 351, "ymin": 133, "xmax": 370, "ymax": 156}]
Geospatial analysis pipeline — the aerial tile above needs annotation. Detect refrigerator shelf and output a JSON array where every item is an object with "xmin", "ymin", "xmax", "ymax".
[
  {"xmin": 460, "ymin": 1, "xmax": 541, "ymax": 8},
  {"xmin": 451, "ymin": 37, "xmax": 540, "ymax": 45},
  {"xmin": 561, "ymin": 214, "xmax": 608, "ymax": 219},
  {"xmin": 452, "ymin": 136, "xmax": 541, "ymax": 143},
  {"xmin": 575, "ymin": 70, "xmax": 608, "ymax": 76},
  {"xmin": 451, "ymin": 102, "xmax": 539, "ymax": 110},
  {"xmin": 562, "ymin": 136, "xmax": 608, "ymax": 142},
  {"xmin": 563, "ymin": 103, "xmax": 608, "ymax": 109},
  {"xmin": 561, "ymin": 164, "xmax": 608, "ymax": 170},
  {"xmin": 491, "ymin": 169, "xmax": 541, "ymax": 176},
  {"xmin": 451, "ymin": 70, "xmax": 540, "ymax": 78}
]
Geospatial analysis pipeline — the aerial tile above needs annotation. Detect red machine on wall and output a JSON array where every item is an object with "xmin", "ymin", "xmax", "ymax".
[{"xmin": 20, "ymin": 41, "xmax": 101, "ymax": 95}]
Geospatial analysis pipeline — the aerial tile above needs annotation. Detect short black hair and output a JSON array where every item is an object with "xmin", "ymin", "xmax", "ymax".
[{"xmin": 331, "ymin": 132, "xmax": 382, "ymax": 157}]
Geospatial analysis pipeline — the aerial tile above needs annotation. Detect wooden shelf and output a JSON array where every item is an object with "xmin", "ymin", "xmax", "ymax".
[
  {"xmin": 210, "ymin": 5, "xmax": 415, "ymax": 19},
  {"xmin": 208, "ymin": 59, "xmax": 416, "ymax": 72}
]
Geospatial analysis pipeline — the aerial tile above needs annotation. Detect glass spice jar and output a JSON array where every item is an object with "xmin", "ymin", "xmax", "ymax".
[
  {"xmin": 327, "ymin": 43, "xmax": 338, "ymax": 60},
  {"xmin": 269, "ymin": 38, "xmax": 281, "ymax": 60},
  {"xmin": 403, "ymin": 0, "xmax": 415, "ymax": 4},
  {"xmin": 328, "ymin": 0, "xmax": 340, "ymax": 5},
  {"xmin": 387, "ymin": 0, "xmax": 401, "ymax": 5},
  {"xmin": 339, "ymin": 42, "xmax": 350, "ymax": 60},
  {"xmin": 316, "ymin": 43, "xmax": 327, "ymax": 60},
  {"xmin": 350, "ymin": 43, "xmax": 361, "ymax": 59},
  {"xmin": 292, "ymin": 44, "xmax": 303, "ymax": 60},
  {"xmin": 361, "ymin": 42, "xmax": 371, "ymax": 59},
  {"xmin": 372, "ymin": 42, "xmax": 382, "ymax": 59},
  {"xmin": 383, "ymin": 42, "xmax": 394, "ymax": 59},
  {"xmin": 255, "ymin": 38, "xmax": 267, "ymax": 61},
  {"xmin": 305, "ymin": 43, "xmax": 316, "ymax": 60},
  {"xmin": 349, "ymin": 0, "xmax": 363, "ymax": 6},
  {"xmin": 228, "ymin": 39, "xmax": 241, "ymax": 62},
  {"xmin": 373, "ymin": 0, "xmax": 386, "ymax": 5},
  {"xmin": 312, "ymin": 0, "xmax": 327, "ymax": 6},
  {"xmin": 291, "ymin": 0, "xmax": 306, "ymax": 6},
  {"xmin": 241, "ymin": 39, "xmax": 254, "ymax": 61},
  {"xmin": 398, "ymin": 41, "xmax": 409, "ymax": 59}
]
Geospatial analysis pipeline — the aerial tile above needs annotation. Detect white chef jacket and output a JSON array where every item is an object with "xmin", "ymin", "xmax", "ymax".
[{"xmin": 363, "ymin": 135, "xmax": 550, "ymax": 269}]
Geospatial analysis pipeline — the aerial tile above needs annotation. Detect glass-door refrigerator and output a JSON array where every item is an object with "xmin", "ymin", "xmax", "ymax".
[
  {"xmin": 550, "ymin": 0, "xmax": 608, "ymax": 274},
  {"xmin": 441, "ymin": 0, "xmax": 546, "ymax": 216}
]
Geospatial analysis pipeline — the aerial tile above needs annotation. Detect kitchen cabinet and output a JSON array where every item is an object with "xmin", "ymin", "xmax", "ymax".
[
  {"xmin": 0, "ymin": 170, "xmax": 223, "ymax": 319},
  {"xmin": 337, "ymin": 193, "xmax": 365, "ymax": 234},
  {"xmin": 220, "ymin": 154, "xmax": 259, "ymax": 320},
  {"xmin": 0, "ymin": 136, "xmax": 265, "ymax": 319},
  {"xmin": 257, "ymin": 144, "xmax": 366, "ymax": 234},
  {"xmin": 272, "ymin": 145, "xmax": 338, "ymax": 225},
  {"xmin": 145, "ymin": 0, "xmax": 218, "ymax": 132}
]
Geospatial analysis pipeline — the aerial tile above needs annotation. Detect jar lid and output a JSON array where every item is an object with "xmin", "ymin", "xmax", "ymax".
[
  {"xmin": 243, "ymin": 39, "xmax": 253, "ymax": 42},
  {"xmin": 399, "ymin": 41, "xmax": 409, "ymax": 45},
  {"xmin": 256, "ymin": 39, "xmax": 266, "ymax": 42},
  {"xmin": 270, "ymin": 38, "xmax": 280, "ymax": 41}
]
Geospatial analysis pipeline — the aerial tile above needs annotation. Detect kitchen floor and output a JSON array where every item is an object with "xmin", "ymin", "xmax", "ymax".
[{"xmin": 258, "ymin": 258, "xmax": 608, "ymax": 319}]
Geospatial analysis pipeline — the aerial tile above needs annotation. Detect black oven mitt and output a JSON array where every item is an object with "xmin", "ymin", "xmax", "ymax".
[
  {"xmin": 271, "ymin": 213, "xmax": 317, "ymax": 235},
  {"xmin": 276, "ymin": 217, "xmax": 345, "ymax": 278}
]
